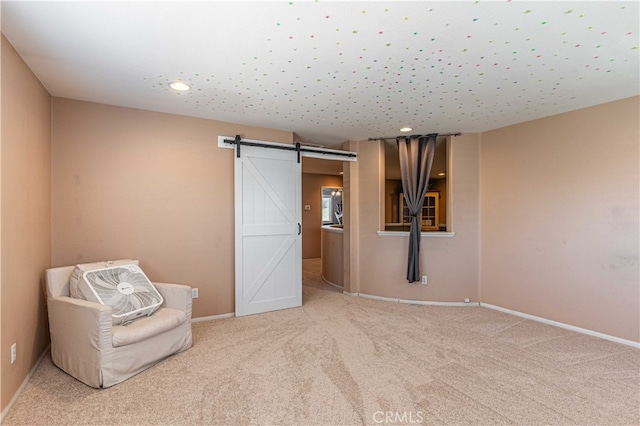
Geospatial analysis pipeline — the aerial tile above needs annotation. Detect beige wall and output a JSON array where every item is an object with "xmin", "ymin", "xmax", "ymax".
[
  {"xmin": 480, "ymin": 96, "xmax": 640, "ymax": 342},
  {"xmin": 321, "ymin": 228, "xmax": 343, "ymax": 286},
  {"xmin": 431, "ymin": 178, "xmax": 447, "ymax": 227},
  {"xmin": 1, "ymin": 32, "xmax": 3, "ymax": 412},
  {"xmin": 384, "ymin": 179, "xmax": 401, "ymax": 224},
  {"xmin": 1, "ymin": 35, "xmax": 52, "ymax": 411},
  {"xmin": 301, "ymin": 173, "xmax": 342, "ymax": 259},
  {"xmin": 342, "ymin": 140, "xmax": 359, "ymax": 294},
  {"xmin": 51, "ymin": 98, "xmax": 292, "ymax": 319},
  {"xmin": 348, "ymin": 134, "xmax": 480, "ymax": 302}
]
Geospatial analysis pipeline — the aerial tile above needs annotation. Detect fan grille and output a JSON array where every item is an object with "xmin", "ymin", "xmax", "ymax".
[{"xmin": 83, "ymin": 265, "xmax": 162, "ymax": 321}]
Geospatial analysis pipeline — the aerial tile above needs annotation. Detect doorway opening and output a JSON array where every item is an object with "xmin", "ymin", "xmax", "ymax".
[
  {"xmin": 223, "ymin": 135, "xmax": 355, "ymax": 317},
  {"xmin": 302, "ymin": 157, "xmax": 345, "ymax": 290}
]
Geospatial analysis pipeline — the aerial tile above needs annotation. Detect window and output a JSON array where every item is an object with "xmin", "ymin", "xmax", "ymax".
[
  {"xmin": 322, "ymin": 196, "xmax": 332, "ymax": 223},
  {"xmin": 383, "ymin": 137, "xmax": 449, "ymax": 233},
  {"xmin": 322, "ymin": 186, "xmax": 343, "ymax": 225}
]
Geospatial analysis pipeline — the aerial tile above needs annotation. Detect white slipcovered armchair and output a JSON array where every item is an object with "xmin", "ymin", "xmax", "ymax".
[{"xmin": 45, "ymin": 261, "xmax": 193, "ymax": 388}]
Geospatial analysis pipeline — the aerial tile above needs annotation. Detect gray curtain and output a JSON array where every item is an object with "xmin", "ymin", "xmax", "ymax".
[{"xmin": 397, "ymin": 134, "xmax": 437, "ymax": 283}]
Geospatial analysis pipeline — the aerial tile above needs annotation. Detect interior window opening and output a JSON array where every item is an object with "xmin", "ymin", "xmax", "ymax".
[
  {"xmin": 383, "ymin": 137, "xmax": 448, "ymax": 232},
  {"xmin": 322, "ymin": 187, "xmax": 343, "ymax": 225}
]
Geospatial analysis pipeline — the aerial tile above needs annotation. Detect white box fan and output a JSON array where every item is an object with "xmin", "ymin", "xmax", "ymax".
[{"xmin": 71, "ymin": 262, "xmax": 163, "ymax": 325}]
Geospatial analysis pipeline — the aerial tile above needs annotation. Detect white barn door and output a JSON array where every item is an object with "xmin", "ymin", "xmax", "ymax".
[{"xmin": 234, "ymin": 145, "xmax": 302, "ymax": 316}]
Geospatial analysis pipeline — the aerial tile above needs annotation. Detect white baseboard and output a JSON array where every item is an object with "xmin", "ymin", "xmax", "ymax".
[
  {"xmin": 352, "ymin": 292, "xmax": 480, "ymax": 307},
  {"xmin": 339, "ymin": 294, "xmax": 639, "ymax": 347},
  {"xmin": 481, "ymin": 303, "xmax": 640, "ymax": 349},
  {"xmin": 191, "ymin": 312, "xmax": 235, "ymax": 323},
  {"xmin": 1, "ymin": 344, "xmax": 50, "ymax": 423},
  {"xmin": 320, "ymin": 275, "xmax": 344, "ymax": 291}
]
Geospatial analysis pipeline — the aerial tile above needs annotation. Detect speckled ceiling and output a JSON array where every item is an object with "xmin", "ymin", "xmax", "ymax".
[{"xmin": 2, "ymin": 1, "xmax": 638, "ymax": 146}]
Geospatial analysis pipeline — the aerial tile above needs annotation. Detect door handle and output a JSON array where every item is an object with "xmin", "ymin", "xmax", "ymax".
[{"xmin": 298, "ymin": 223, "xmax": 301, "ymax": 235}]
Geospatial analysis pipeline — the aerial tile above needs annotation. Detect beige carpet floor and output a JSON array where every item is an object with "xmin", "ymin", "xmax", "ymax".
[{"xmin": 3, "ymin": 259, "xmax": 639, "ymax": 425}]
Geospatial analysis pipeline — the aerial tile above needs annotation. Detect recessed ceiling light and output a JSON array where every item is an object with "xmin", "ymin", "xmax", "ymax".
[
  {"xmin": 169, "ymin": 81, "xmax": 190, "ymax": 91},
  {"xmin": 399, "ymin": 126, "xmax": 412, "ymax": 132},
  {"xmin": 438, "ymin": 172, "xmax": 446, "ymax": 176}
]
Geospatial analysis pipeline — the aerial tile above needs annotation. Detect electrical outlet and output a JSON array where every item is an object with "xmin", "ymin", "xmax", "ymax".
[
  {"xmin": 464, "ymin": 298, "xmax": 470, "ymax": 303},
  {"xmin": 421, "ymin": 275, "xmax": 428, "ymax": 285},
  {"xmin": 192, "ymin": 288, "xmax": 199, "ymax": 299},
  {"xmin": 10, "ymin": 343, "xmax": 16, "ymax": 364}
]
